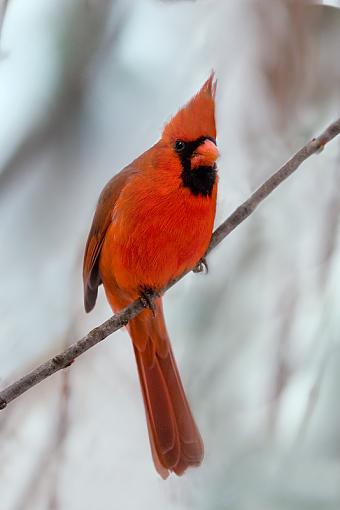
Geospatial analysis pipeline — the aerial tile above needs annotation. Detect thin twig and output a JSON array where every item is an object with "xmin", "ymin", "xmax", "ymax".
[{"xmin": 0, "ymin": 117, "xmax": 340, "ymax": 411}]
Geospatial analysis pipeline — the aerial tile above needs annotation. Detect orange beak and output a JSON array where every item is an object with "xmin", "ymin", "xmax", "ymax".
[{"xmin": 191, "ymin": 139, "xmax": 219, "ymax": 169}]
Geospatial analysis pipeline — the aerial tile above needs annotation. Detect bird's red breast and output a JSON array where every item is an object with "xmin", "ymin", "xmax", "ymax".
[{"xmin": 98, "ymin": 74, "xmax": 219, "ymax": 297}]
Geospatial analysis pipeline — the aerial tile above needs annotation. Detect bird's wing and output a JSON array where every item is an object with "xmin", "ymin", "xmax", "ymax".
[{"xmin": 83, "ymin": 165, "xmax": 136, "ymax": 312}]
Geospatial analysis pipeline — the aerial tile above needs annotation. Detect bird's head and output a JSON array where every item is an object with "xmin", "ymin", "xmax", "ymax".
[{"xmin": 159, "ymin": 73, "xmax": 219, "ymax": 196}]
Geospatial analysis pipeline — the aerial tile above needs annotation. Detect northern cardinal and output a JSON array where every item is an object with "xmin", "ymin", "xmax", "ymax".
[{"xmin": 83, "ymin": 74, "xmax": 219, "ymax": 478}]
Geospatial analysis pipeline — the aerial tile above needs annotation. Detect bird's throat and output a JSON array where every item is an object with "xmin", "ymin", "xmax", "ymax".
[{"xmin": 180, "ymin": 164, "xmax": 217, "ymax": 197}]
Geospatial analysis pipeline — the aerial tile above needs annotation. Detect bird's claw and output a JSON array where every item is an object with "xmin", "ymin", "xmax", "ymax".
[
  {"xmin": 193, "ymin": 257, "xmax": 208, "ymax": 274},
  {"xmin": 120, "ymin": 317, "xmax": 129, "ymax": 327},
  {"xmin": 139, "ymin": 288, "xmax": 157, "ymax": 317}
]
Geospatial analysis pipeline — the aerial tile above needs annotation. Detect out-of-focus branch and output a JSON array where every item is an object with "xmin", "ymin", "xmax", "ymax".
[
  {"xmin": 0, "ymin": 0, "xmax": 9, "ymax": 39},
  {"xmin": 0, "ymin": 0, "xmax": 124, "ymax": 192},
  {"xmin": 0, "ymin": 117, "xmax": 340, "ymax": 411}
]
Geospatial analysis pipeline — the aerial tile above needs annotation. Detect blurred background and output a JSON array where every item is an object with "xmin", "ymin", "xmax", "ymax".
[{"xmin": 1, "ymin": 0, "xmax": 340, "ymax": 508}]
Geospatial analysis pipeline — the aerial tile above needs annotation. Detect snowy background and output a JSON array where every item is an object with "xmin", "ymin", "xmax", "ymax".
[{"xmin": 1, "ymin": 0, "xmax": 340, "ymax": 508}]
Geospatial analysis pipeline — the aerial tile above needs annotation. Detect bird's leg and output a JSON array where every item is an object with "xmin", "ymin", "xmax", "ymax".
[
  {"xmin": 193, "ymin": 257, "xmax": 209, "ymax": 274},
  {"xmin": 139, "ymin": 287, "xmax": 157, "ymax": 317}
]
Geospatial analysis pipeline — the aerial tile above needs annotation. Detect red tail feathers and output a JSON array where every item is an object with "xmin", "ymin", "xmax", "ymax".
[{"xmin": 130, "ymin": 303, "xmax": 204, "ymax": 478}]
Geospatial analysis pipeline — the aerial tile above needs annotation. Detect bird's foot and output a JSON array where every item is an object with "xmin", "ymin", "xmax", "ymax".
[
  {"xmin": 120, "ymin": 317, "xmax": 129, "ymax": 327},
  {"xmin": 139, "ymin": 287, "xmax": 157, "ymax": 317},
  {"xmin": 193, "ymin": 257, "xmax": 209, "ymax": 274}
]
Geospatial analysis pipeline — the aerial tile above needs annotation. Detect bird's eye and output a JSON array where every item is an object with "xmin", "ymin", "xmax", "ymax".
[{"xmin": 174, "ymin": 140, "xmax": 186, "ymax": 152}]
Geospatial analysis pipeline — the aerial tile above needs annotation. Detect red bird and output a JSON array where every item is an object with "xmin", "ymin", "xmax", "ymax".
[{"xmin": 83, "ymin": 74, "xmax": 219, "ymax": 478}]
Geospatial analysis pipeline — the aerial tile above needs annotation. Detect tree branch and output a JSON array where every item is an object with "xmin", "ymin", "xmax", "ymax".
[{"xmin": 1, "ymin": 117, "xmax": 340, "ymax": 411}]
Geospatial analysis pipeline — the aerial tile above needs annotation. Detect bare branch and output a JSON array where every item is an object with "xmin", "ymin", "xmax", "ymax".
[{"xmin": 0, "ymin": 117, "xmax": 339, "ymax": 411}]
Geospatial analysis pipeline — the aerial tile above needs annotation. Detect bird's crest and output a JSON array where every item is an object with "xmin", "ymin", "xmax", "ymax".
[{"xmin": 162, "ymin": 72, "xmax": 217, "ymax": 144}]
